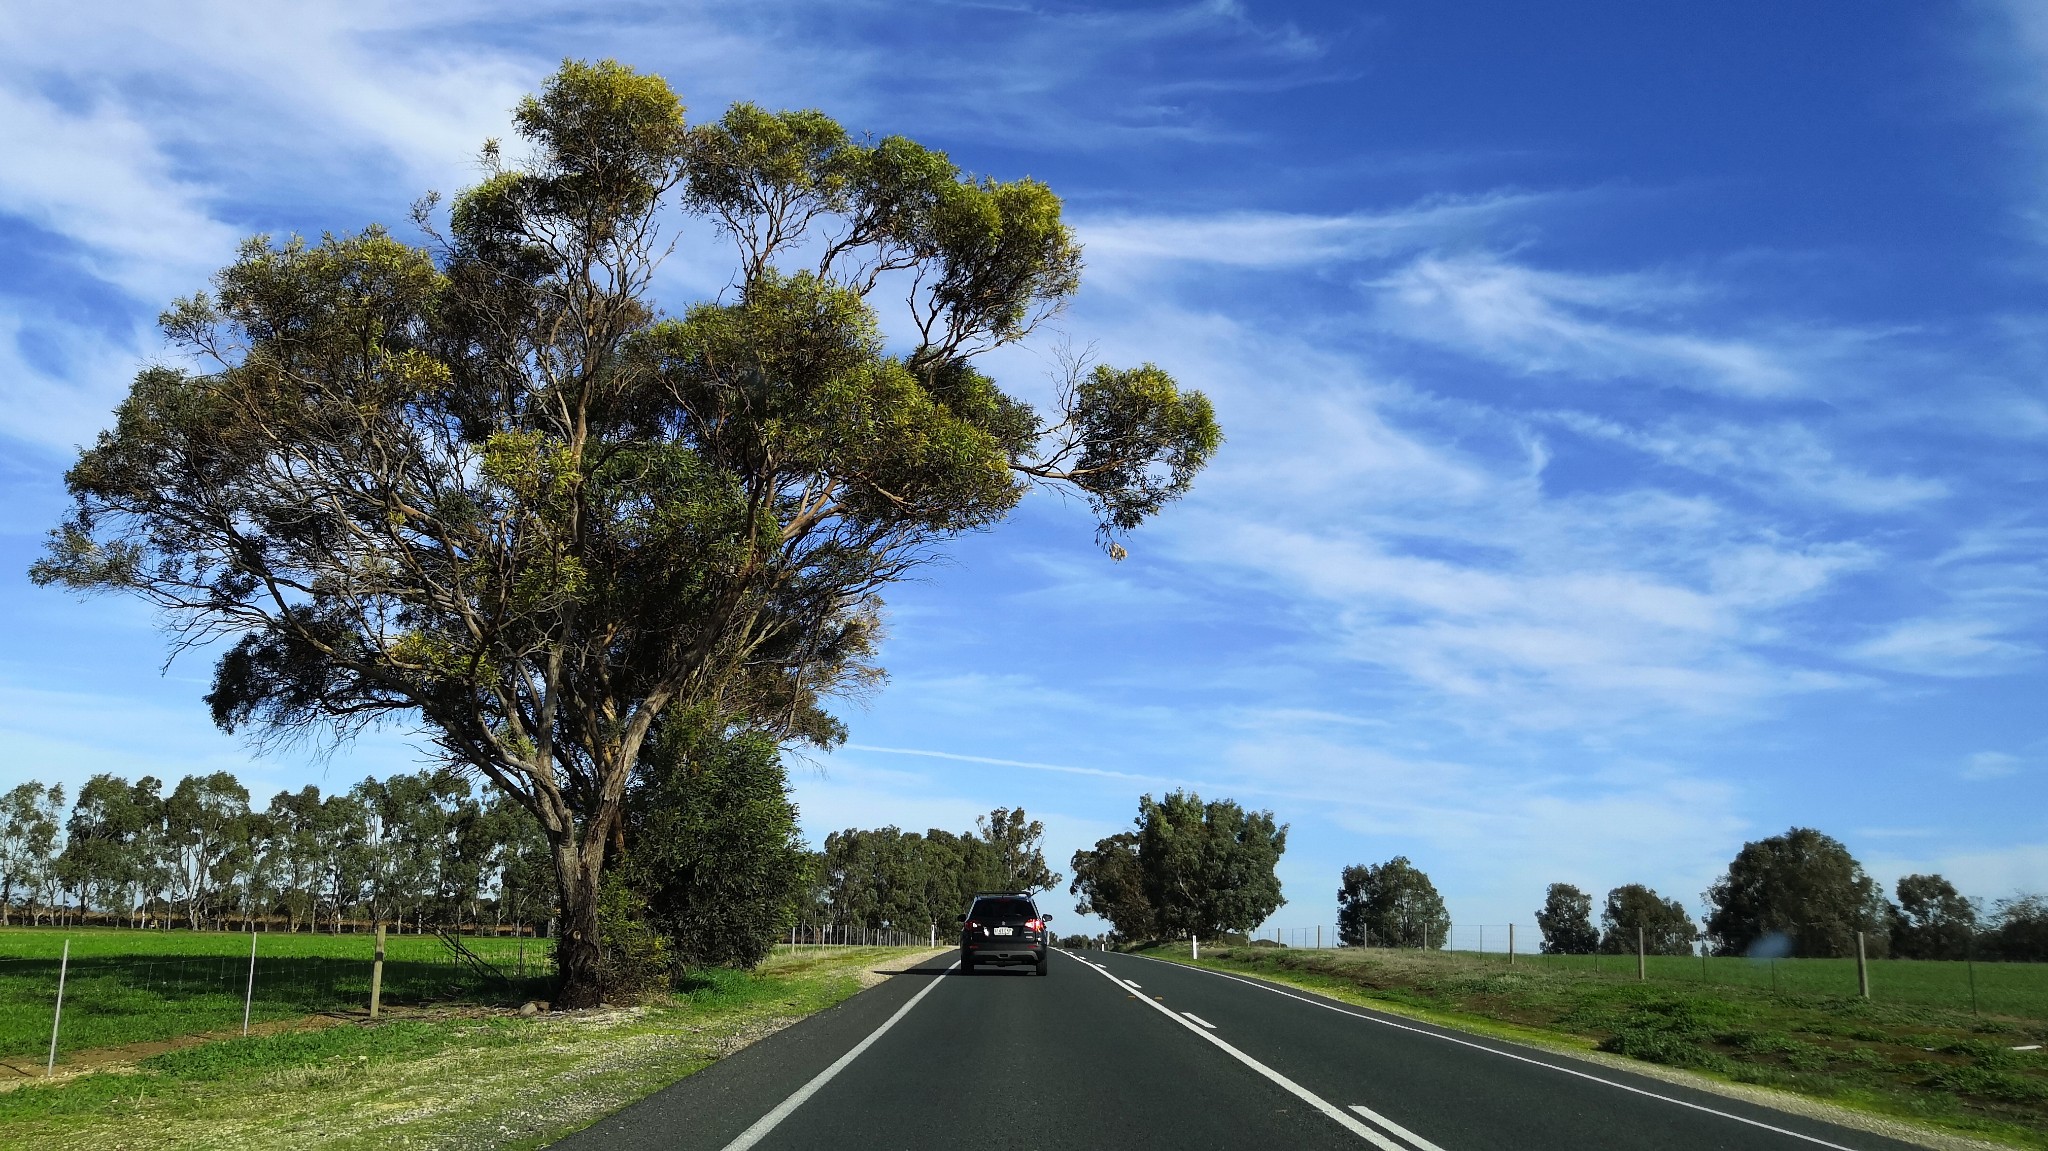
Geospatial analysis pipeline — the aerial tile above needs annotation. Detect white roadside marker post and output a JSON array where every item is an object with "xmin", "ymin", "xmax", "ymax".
[
  {"xmin": 1856, "ymin": 931, "xmax": 1870, "ymax": 999},
  {"xmin": 1192, "ymin": 934, "xmax": 1199, "ymax": 960},
  {"xmin": 46, "ymin": 939, "xmax": 70, "ymax": 1078},
  {"xmin": 243, "ymin": 932, "xmax": 257, "ymax": 1035}
]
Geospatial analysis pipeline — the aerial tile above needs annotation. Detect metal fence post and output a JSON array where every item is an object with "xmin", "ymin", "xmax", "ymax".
[
  {"xmin": 45, "ymin": 939, "xmax": 70, "ymax": 1078},
  {"xmin": 1508, "ymin": 923, "xmax": 1515, "ymax": 965},
  {"xmin": 1636, "ymin": 927, "xmax": 1645, "ymax": 982}
]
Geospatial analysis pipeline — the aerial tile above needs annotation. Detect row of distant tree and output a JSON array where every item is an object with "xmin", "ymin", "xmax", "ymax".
[
  {"xmin": 0, "ymin": 753, "xmax": 1076, "ymax": 979},
  {"xmin": 1054, "ymin": 805, "xmax": 2047, "ymax": 964},
  {"xmin": 811, "ymin": 808, "xmax": 1063, "ymax": 934},
  {"xmin": 1334, "ymin": 828, "xmax": 2048, "ymax": 962},
  {"xmin": 1533, "ymin": 827, "xmax": 2048, "ymax": 962},
  {"xmin": 0, "ymin": 772, "xmax": 552, "ymax": 935}
]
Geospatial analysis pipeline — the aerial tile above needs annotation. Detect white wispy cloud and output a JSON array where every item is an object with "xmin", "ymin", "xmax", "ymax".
[
  {"xmin": 1962, "ymin": 751, "xmax": 2023, "ymax": 781},
  {"xmin": 1543, "ymin": 412, "xmax": 1951, "ymax": 513},
  {"xmin": 1845, "ymin": 525, "xmax": 2048, "ymax": 676},
  {"xmin": 1369, "ymin": 253, "xmax": 1848, "ymax": 397},
  {"xmin": 1076, "ymin": 194, "xmax": 1550, "ymax": 276},
  {"xmin": 1851, "ymin": 615, "xmax": 2039, "ymax": 676}
]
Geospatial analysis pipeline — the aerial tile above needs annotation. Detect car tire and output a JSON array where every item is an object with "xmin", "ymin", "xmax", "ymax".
[
  {"xmin": 1035, "ymin": 957, "xmax": 1048, "ymax": 977},
  {"xmin": 962, "ymin": 958, "xmax": 976, "ymax": 974}
]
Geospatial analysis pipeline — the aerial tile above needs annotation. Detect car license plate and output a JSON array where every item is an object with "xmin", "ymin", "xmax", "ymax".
[{"xmin": 992, "ymin": 927, "xmax": 1013, "ymax": 936}]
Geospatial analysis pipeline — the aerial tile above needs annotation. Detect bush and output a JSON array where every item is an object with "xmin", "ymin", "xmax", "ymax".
[
  {"xmin": 596, "ymin": 874, "xmax": 670, "ymax": 1001},
  {"xmin": 627, "ymin": 727, "xmax": 810, "ymax": 970}
]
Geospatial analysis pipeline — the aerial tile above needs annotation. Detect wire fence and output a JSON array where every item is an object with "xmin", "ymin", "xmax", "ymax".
[
  {"xmin": 775, "ymin": 922, "xmax": 941, "ymax": 950},
  {"xmin": 1229, "ymin": 923, "xmax": 2048, "ymax": 1020},
  {"xmin": 0, "ymin": 931, "xmax": 553, "ymax": 1071}
]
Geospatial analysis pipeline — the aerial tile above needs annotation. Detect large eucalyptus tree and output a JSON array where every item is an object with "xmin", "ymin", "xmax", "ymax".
[{"xmin": 32, "ymin": 60, "xmax": 1219, "ymax": 1004}]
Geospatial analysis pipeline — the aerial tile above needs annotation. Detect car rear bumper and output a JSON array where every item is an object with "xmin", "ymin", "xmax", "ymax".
[{"xmin": 962, "ymin": 943, "xmax": 1044, "ymax": 964}]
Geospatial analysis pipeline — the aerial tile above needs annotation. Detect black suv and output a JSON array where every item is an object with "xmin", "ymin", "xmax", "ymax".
[{"xmin": 957, "ymin": 893, "xmax": 1050, "ymax": 975}]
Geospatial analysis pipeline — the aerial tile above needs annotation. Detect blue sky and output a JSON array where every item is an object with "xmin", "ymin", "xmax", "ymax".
[{"xmin": 3, "ymin": 1, "xmax": 2046, "ymax": 940}]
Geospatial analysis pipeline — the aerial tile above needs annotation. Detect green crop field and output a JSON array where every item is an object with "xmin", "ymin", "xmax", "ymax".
[{"xmin": 0, "ymin": 926, "xmax": 554, "ymax": 1061}]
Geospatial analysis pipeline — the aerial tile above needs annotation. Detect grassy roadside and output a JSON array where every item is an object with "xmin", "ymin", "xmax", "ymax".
[
  {"xmin": 1137, "ymin": 944, "xmax": 2048, "ymax": 1151},
  {"xmin": 0, "ymin": 945, "xmax": 941, "ymax": 1151}
]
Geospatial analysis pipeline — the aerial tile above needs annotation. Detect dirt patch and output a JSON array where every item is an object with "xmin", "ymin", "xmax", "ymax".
[
  {"xmin": 0, "ymin": 1002, "xmax": 530, "ymax": 1088},
  {"xmin": 0, "ymin": 1013, "xmax": 348, "ymax": 1086}
]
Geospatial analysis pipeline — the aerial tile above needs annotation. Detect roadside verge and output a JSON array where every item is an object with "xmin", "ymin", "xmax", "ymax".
[{"xmin": 0, "ymin": 946, "xmax": 946, "ymax": 1151}]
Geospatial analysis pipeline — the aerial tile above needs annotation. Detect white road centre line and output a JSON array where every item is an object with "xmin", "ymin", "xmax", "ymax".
[
  {"xmin": 1181, "ymin": 1012, "xmax": 1217, "ymax": 1030},
  {"xmin": 1068, "ymin": 952, "xmax": 1400, "ymax": 1149},
  {"xmin": 717, "ymin": 959, "xmax": 959, "ymax": 1151},
  {"xmin": 1131, "ymin": 955, "xmax": 1865, "ymax": 1151},
  {"xmin": 1349, "ymin": 1103, "xmax": 1448, "ymax": 1151}
]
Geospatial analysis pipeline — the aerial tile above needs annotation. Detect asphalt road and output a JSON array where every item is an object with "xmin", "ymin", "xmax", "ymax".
[{"xmin": 553, "ymin": 948, "xmax": 1932, "ymax": 1151}]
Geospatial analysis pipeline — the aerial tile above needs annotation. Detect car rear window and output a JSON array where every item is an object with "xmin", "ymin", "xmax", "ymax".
[{"xmin": 970, "ymin": 898, "xmax": 1035, "ymax": 922}]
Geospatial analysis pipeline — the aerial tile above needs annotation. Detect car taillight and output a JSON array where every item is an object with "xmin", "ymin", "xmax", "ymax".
[
  {"xmin": 1027, "ymin": 918, "xmax": 1043, "ymax": 931},
  {"xmin": 965, "ymin": 920, "xmax": 978, "ymax": 930}
]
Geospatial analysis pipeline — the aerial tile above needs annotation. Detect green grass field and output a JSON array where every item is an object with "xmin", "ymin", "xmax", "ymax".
[
  {"xmin": 0, "ymin": 926, "xmax": 553, "ymax": 1061},
  {"xmin": 1429, "ymin": 947, "xmax": 2048, "ymax": 1019}
]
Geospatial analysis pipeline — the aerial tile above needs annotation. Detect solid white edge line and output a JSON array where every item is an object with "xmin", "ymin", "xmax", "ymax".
[
  {"xmin": 1349, "ymin": 1103, "xmax": 1448, "ymax": 1151},
  {"xmin": 1066, "ymin": 951, "xmax": 1401, "ymax": 1149},
  {"xmin": 1129, "ymin": 954, "xmax": 1866, "ymax": 1151},
  {"xmin": 717, "ymin": 957, "xmax": 960, "ymax": 1151}
]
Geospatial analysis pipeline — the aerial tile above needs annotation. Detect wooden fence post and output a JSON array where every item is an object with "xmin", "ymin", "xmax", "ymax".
[{"xmin": 370, "ymin": 923, "xmax": 386, "ymax": 1019}]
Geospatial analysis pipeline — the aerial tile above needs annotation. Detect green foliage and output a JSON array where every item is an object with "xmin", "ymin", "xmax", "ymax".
[
  {"xmin": 1892, "ymin": 873, "xmax": 1979, "ymax": 961},
  {"xmin": 623, "ymin": 725, "xmax": 810, "ymax": 969},
  {"xmin": 1600, "ymin": 883, "xmax": 1698, "ymax": 956},
  {"xmin": 974, "ymin": 808, "xmax": 1061, "ymax": 895},
  {"xmin": 1994, "ymin": 896, "xmax": 2048, "ymax": 963},
  {"xmin": 1536, "ymin": 882, "xmax": 1599, "ymax": 955},
  {"xmin": 1069, "ymin": 831, "xmax": 1156, "ymax": 942},
  {"xmin": 595, "ymin": 873, "xmax": 670, "ymax": 1000},
  {"xmin": 1337, "ymin": 856, "xmax": 1449, "ymax": 948},
  {"xmin": 1136, "ymin": 790, "xmax": 1287, "ymax": 938},
  {"xmin": 1704, "ymin": 827, "xmax": 1890, "ymax": 958},
  {"xmin": 814, "ymin": 807, "xmax": 1058, "ymax": 932},
  {"xmin": 1056, "ymin": 364, "xmax": 1223, "ymax": 555}
]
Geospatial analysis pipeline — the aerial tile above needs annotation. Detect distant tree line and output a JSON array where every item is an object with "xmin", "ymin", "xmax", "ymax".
[
  {"xmin": 1522, "ymin": 827, "xmax": 2048, "ymax": 962},
  {"xmin": 0, "ymin": 771, "xmax": 550, "ymax": 934},
  {"xmin": 1068, "ymin": 791, "xmax": 1288, "ymax": 943},
  {"xmin": 808, "ymin": 807, "xmax": 1063, "ymax": 934}
]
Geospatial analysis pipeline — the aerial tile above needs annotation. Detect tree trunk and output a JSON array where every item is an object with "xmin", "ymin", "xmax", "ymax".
[{"xmin": 552, "ymin": 841, "xmax": 605, "ymax": 1008}]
